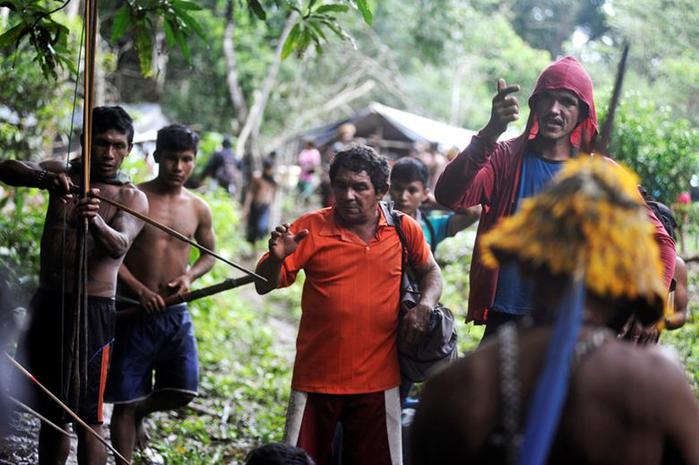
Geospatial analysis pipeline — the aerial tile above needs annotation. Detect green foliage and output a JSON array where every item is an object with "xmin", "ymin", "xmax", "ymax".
[
  {"xmin": 0, "ymin": 39, "xmax": 76, "ymax": 160},
  {"xmin": 0, "ymin": 189, "xmax": 46, "ymax": 305},
  {"xmin": 1, "ymin": 0, "xmax": 209, "ymax": 79},
  {"xmin": 603, "ymin": 92, "xmax": 699, "ymax": 203},
  {"xmin": 434, "ymin": 228, "xmax": 484, "ymax": 352},
  {"xmin": 0, "ymin": 0, "xmax": 76, "ymax": 79},
  {"xmin": 279, "ymin": 1, "xmax": 373, "ymax": 59},
  {"xmin": 110, "ymin": 0, "xmax": 207, "ymax": 77}
]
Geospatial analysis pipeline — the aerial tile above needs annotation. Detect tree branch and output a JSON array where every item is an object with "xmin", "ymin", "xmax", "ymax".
[
  {"xmin": 223, "ymin": 0, "xmax": 248, "ymax": 132},
  {"xmin": 235, "ymin": 11, "xmax": 297, "ymax": 158}
]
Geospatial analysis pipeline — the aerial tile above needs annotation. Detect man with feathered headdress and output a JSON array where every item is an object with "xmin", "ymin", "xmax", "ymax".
[
  {"xmin": 412, "ymin": 158, "xmax": 699, "ymax": 465},
  {"xmin": 435, "ymin": 56, "xmax": 675, "ymax": 339}
]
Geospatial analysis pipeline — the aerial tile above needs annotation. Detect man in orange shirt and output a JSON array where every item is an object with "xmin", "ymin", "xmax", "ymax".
[{"xmin": 256, "ymin": 145, "xmax": 442, "ymax": 465}]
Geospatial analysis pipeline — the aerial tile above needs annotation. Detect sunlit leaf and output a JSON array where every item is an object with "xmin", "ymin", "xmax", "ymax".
[
  {"xmin": 281, "ymin": 22, "xmax": 301, "ymax": 60},
  {"xmin": 170, "ymin": 6, "xmax": 207, "ymax": 40},
  {"xmin": 163, "ymin": 19, "xmax": 177, "ymax": 49},
  {"xmin": 314, "ymin": 4, "xmax": 349, "ymax": 15},
  {"xmin": 355, "ymin": 0, "xmax": 373, "ymax": 25},
  {"xmin": 307, "ymin": 19, "xmax": 328, "ymax": 42},
  {"xmin": 111, "ymin": 5, "xmax": 131, "ymax": 42},
  {"xmin": 134, "ymin": 21, "xmax": 154, "ymax": 77},
  {"xmin": 172, "ymin": 0, "xmax": 202, "ymax": 11}
]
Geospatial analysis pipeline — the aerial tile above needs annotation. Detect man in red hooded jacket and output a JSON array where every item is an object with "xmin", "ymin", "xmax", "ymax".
[{"xmin": 435, "ymin": 56, "xmax": 676, "ymax": 340}]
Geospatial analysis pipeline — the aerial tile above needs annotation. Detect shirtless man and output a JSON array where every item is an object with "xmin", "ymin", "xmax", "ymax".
[
  {"xmin": 410, "ymin": 159, "xmax": 699, "ymax": 465},
  {"xmin": 0, "ymin": 106, "xmax": 147, "ymax": 465},
  {"xmin": 242, "ymin": 157, "xmax": 277, "ymax": 254},
  {"xmin": 107, "ymin": 124, "xmax": 215, "ymax": 463}
]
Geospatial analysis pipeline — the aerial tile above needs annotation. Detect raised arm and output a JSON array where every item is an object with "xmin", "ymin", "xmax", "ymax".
[
  {"xmin": 85, "ymin": 188, "xmax": 147, "ymax": 259},
  {"xmin": 254, "ymin": 223, "xmax": 309, "ymax": 294},
  {"xmin": 0, "ymin": 159, "xmax": 74, "ymax": 201},
  {"xmin": 447, "ymin": 205, "xmax": 482, "ymax": 237},
  {"xmin": 167, "ymin": 200, "xmax": 217, "ymax": 295},
  {"xmin": 434, "ymin": 79, "xmax": 520, "ymax": 209}
]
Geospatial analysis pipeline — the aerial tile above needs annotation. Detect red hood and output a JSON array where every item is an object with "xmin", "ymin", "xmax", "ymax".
[{"xmin": 525, "ymin": 56, "xmax": 598, "ymax": 153}]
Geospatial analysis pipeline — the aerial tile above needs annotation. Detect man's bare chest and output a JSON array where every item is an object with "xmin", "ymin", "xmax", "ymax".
[{"xmin": 145, "ymin": 197, "xmax": 198, "ymax": 239}]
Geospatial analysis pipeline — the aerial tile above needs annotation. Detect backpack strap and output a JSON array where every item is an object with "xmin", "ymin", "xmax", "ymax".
[
  {"xmin": 379, "ymin": 200, "xmax": 396, "ymax": 227},
  {"xmin": 379, "ymin": 201, "xmax": 410, "ymax": 268}
]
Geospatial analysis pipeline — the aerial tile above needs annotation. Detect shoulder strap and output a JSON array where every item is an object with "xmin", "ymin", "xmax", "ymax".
[
  {"xmin": 379, "ymin": 200, "xmax": 396, "ymax": 227},
  {"xmin": 380, "ymin": 201, "xmax": 411, "ymax": 268}
]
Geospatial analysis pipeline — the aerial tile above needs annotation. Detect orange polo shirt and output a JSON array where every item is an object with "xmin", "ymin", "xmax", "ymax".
[{"xmin": 264, "ymin": 206, "xmax": 430, "ymax": 394}]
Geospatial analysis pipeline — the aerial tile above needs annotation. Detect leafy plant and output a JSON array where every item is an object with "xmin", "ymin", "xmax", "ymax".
[
  {"xmin": 111, "ymin": 0, "xmax": 207, "ymax": 77},
  {"xmin": 0, "ymin": 0, "xmax": 75, "ymax": 79},
  {"xmin": 602, "ymin": 92, "xmax": 699, "ymax": 204}
]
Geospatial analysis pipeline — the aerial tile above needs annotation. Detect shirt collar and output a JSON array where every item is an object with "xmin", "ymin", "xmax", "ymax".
[{"xmin": 319, "ymin": 205, "xmax": 388, "ymax": 240}]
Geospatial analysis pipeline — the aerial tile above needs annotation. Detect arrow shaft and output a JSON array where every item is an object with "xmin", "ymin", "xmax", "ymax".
[
  {"xmin": 8, "ymin": 395, "xmax": 75, "ymax": 439},
  {"xmin": 5, "ymin": 353, "xmax": 131, "ymax": 465},
  {"xmin": 93, "ymin": 193, "xmax": 266, "ymax": 282}
]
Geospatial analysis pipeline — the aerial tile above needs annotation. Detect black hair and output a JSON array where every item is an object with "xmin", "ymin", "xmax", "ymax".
[
  {"xmin": 639, "ymin": 185, "xmax": 677, "ymax": 240},
  {"xmin": 390, "ymin": 156, "xmax": 429, "ymax": 186},
  {"xmin": 648, "ymin": 200, "xmax": 677, "ymax": 240},
  {"xmin": 155, "ymin": 124, "xmax": 200, "ymax": 154},
  {"xmin": 262, "ymin": 156, "xmax": 275, "ymax": 169},
  {"xmin": 222, "ymin": 137, "xmax": 232, "ymax": 148},
  {"xmin": 329, "ymin": 144, "xmax": 389, "ymax": 194},
  {"xmin": 92, "ymin": 106, "xmax": 134, "ymax": 145},
  {"xmin": 245, "ymin": 443, "xmax": 315, "ymax": 465}
]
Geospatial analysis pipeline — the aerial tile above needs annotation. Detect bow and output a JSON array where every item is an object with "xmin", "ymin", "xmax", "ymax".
[{"xmin": 595, "ymin": 43, "xmax": 630, "ymax": 157}]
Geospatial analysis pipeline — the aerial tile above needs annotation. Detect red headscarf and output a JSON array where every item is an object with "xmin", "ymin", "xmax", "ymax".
[{"xmin": 526, "ymin": 56, "xmax": 598, "ymax": 153}]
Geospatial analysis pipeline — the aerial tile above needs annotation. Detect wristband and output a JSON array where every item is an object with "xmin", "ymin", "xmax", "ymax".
[{"xmin": 36, "ymin": 169, "xmax": 49, "ymax": 189}]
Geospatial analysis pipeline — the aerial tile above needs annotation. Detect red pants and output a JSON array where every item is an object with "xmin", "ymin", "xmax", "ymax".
[{"xmin": 284, "ymin": 388, "xmax": 402, "ymax": 465}]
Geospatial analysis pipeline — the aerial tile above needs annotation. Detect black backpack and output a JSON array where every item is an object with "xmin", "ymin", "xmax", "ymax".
[{"xmin": 380, "ymin": 201, "xmax": 458, "ymax": 383}]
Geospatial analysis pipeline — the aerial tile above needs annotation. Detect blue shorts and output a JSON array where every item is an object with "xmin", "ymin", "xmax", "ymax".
[{"xmin": 106, "ymin": 303, "xmax": 198, "ymax": 404}]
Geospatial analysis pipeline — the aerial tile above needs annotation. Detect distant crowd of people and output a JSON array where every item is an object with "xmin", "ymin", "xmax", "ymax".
[{"xmin": 1, "ymin": 54, "xmax": 698, "ymax": 465}]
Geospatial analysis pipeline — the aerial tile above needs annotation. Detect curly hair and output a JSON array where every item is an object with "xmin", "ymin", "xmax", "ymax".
[{"xmin": 329, "ymin": 144, "xmax": 389, "ymax": 194}]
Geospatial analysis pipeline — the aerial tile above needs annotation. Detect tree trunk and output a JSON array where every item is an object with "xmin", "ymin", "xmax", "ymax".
[
  {"xmin": 67, "ymin": 0, "xmax": 82, "ymax": 19},
  {"xmin": 223, "ymin": 0, "xmax": 248, "ymax": 133},
  {"xmin": 153, "ymin": 26, "xmax": 169, "ymax": 97},
  {"xmin": 235, "ymin": 12, "xmax": 297, "ymax": 159}
]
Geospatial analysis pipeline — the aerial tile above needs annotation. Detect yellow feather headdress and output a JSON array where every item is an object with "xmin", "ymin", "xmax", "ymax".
[{"xmin": 480, "ymin": 156, "xmax": 666, "ymax": 322}]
